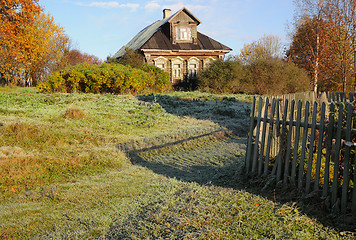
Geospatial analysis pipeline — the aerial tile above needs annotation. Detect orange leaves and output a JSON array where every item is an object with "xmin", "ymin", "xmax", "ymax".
[
  {"xmin": 288, "ymin": 0, "xmax": 356, "ymax": 92},
  {"xmin": 64, "ymin": 49, "xmax": 103, "ymax": 66},
  {"xmin": 1, "ymin": 9, "xmax": 69, "ymax": 86}
]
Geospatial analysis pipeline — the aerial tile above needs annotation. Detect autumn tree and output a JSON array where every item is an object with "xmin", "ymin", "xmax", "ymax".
[
  {"xmin": 323, "ymin": 0, "xmax": 356, "ymax": 91},
  {"xmin": 1, "ymin": 0, "xmax": 42, "ymax": 37},
  {"xmin": 0, "ymin": 0, "xmax": 42, "ymax": 84},
  {"xmin": 63, "ymin": 49, "xmax": 103, "ymax": 66},
  {"xmin": 290, "ymin": 0, "xmax": 327, "ymax": 92},
  {"xmin": 24, "ymin": 13, "xmax": 69, "ymax": 85},
  {"xmin": 0, "ymin": 11, "xmax": 70, "ymax": 85},
  {"xmin": 240, "ymin": 34, "xmax": 284, "ymax": 64},
  {"xmin": 288, "ymin": 0, "xmax": 356, "ymax": 92},
  {"xmin": 287, "ymin": 15, "xmax": 332, "ymax": 91}
]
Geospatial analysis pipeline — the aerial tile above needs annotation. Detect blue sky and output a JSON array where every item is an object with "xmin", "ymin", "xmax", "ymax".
[{"xmin": 38, "ymin": 0, "xmax": 296, "ymax": 61}]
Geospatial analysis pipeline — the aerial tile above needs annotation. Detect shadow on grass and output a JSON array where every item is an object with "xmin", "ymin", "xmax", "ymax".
[
  {"xmin": 130, "ymin": 94, "xmax": 355, "ymax": 235},
  {"xmin": 122, "ymin": 134, "xmax": 244, "ymax": 188}
]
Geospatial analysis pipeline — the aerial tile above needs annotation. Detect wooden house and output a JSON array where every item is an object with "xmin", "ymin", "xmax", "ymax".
[{"xmin": 113, "ymin": 7, "xmax": 232, "ymax": 84}]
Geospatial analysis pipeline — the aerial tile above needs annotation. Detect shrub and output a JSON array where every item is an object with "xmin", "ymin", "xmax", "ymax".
[
  {"xmin": 244, "ymin": 58, "xmax": 311, "ymax": 95},
  {"xmin": 198, "ymin": 59, "xmax": 245, "ymax": 94},
  {"xmin": 198, "ymin": 57, "xmax": 311, "ymax": 95},
  {"xmin": 37, "ymin": 63, "xmax": 172, "ymax": 94},
  {"xmin": 140, "ymin": 64, "xmax": 171, "ymax": 92}
]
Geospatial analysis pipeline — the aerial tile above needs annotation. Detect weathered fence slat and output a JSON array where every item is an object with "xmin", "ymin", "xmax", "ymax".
[
  {"xmin": 298, "ymin": 101, "xmax": 310, "ymax": 189},
  {"xmin": 322, "ymin": 103, "xmax": 335, "ymax": 198},
  {"xmin": 263, "ymin": 98, "xmax": 276, "ymax": 176},
  {"xmin": 245, "ymin": 92, "xmax": 356, "ymax": 217},
  {"xmin": 314, "ymin": 102, "xmax": 326, "ymax": 191},
  {"xmin": 245, "ymin": 97, "xmax": 256, "ymax": 173},
  {"xmin": 352, "ymin": 151, "xmax": 356, "ymax": 215},
  {"xmin": 252, "ymin": 97, "xmax": 263, "ymax": 173},
  {"xmin": 271, "ymin": 102, "xmax": 281, "ymax": 176},
  {"xmin": 284, "ymin": 100, "xmax": 295, "ymax": 184},
  {"xmin": 276, "ymin": 100, "xmax": 288, "ymax": 182},
  {"xmin": 291, "ymin": 100, "xmax": 303, "ymax": 186},
  {"xmin": 305, "ymin": 102, "xmax": 318, "ymax": 193},
  {"xmin": 331, "ymin": 103, "xmax": 344, "ymax": 208},
  {"xmin": 258, "ymin": 97, "xmax": 269, "ymax": 175},
  {"xmin": 341, "ymin": 103, "xmax": 353, "ymax": 214}
]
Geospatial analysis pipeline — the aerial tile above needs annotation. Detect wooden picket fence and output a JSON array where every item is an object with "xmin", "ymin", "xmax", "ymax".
[
  {"xmin": 245, "ymin": 92, "xmax": 356, "ymax": 216},
  {"xmin": 326, "ymin": 91, "xmax": 356, "ymax": 102}
]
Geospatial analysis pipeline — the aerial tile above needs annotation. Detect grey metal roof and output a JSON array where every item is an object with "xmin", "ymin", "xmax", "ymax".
[{"xmin": 113, "ymin": 17, "xmax": 171, "ymax": 58}]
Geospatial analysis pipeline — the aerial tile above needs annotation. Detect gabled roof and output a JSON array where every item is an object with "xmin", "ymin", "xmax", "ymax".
[
  {"xmin": 168, "ymin": 7, "xmax": 201, "ymax": 25},
  {"xmin": 141, "ymin": 30, "xmax": 231, "ymax": 51},
  {"xmin": 113, "ymin": 7, "xmax": 229, "ymax": 58}
]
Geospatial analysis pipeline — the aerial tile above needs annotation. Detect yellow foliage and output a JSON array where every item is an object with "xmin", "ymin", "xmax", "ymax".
[{"xmin": 0, "ymin": 11, "xmax": 69, "ymax": 86}]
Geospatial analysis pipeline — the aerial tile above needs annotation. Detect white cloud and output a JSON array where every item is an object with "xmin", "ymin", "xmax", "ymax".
[
  {"xmin": 76, "ymin": 1, "xmax": 139, "ymax": 10},
  {"xmin": 145, "ymin": 1, "xmax": 160, "ymax": 10}
]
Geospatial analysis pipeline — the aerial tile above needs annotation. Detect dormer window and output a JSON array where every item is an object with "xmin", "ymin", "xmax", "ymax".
[{"xmin": 175, "ymin": 26, "xmax": 192, "ymax": 41}]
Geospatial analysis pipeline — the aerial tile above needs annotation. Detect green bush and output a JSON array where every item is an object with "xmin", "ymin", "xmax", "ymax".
[
  {"xmin": 141, "ymin": 64, "xmax": 171, "ymax": 92},
  {"xmin": 244, "ymin": 58, "xmax": 311, "ymax": 95},
  {"xmin": 37, "ymin": 63, "xmax": 172, "ymax": 94},
  {"xmin": 198, "ymin": 59, "xmax": 245, "ymax": 94},
  {"xmin": 198, "ymin": 57, "xmax": 311, "ymax": 95}
]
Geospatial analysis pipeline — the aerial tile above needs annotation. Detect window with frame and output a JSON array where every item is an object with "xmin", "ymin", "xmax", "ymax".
[
  {"xmin": 188, "ymin": 64, "xmax": 197, "ymax": 77},
  {"xmin": 188, "ymin": 57, "xmax": 199, "ymax": 78},
  {"xmin": 173, "ymin": 63, "xmax": 182, "ymax": 78},
  {"xmin": 176, "ymin": 26, "xmax": 192, "ymax": 41},
  {"xmin": 154, "ymin": 57, "xmax": 167, "ymax": 71}
]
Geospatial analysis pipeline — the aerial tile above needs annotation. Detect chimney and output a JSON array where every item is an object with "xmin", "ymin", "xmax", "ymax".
[{"xmin": 163, "ymin": 9, "xmax": 171, "ymax": 19}]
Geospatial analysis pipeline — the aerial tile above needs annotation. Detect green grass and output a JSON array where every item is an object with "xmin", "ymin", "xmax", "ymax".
[{"xmin": 0, "ymin": 87, "xmax": 351, "ymax": 239}]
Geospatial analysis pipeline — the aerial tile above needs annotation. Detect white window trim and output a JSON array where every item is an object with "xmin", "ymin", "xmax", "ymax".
[
  {"xmin": 171, "ymin": 57, "xmax": 184, "ymax": 81},
  {"xmin": 188, "ymin": 57, "xmax": 199, "ymax": 78},
  {"xmin": 153, "ymin": 56, "xmax": 168, "ymax": 70},
  {"xmin": 175, "ymin": 26, "xmax": 192, "ymax": 41}
]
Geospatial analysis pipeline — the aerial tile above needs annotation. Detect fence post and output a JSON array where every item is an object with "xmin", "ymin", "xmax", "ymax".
[
  {"xmin": 322, "ymin": 103, "xmax": 335, "ymax": 198},
  {"xmin": 314, "ymin": 102, "xmax": 326, "ymax": 191},
  {"xmin": 283, "ymin": 100, "xmax": 295, "ymax": 184},
  {"xmin": 271, "ymin": 102, "xmax": 281, "ymax": 176},
  {"xmin": 298, "ymin": 101, "xmax": 310, "ymax": 189},
  {"xmin": 258, "ymin": 97, "xmax": 269, "ymax": 176},
  {"xmin": 331, "ymin": 103, "xmax": 344, "ymax": 210},
  {"xmin": 352, "ymin": 148, "xmax": 356, "ymax": 216},
  {"xmin": 306, "ymin": 102, "xmax": 318, "ymax": 193},
  {"xmin": 291, "ymin": 100, "xmax": 303, "ymax": 186},
  {"xmin": 276, "ymin": 99, "xmax": 289, "ymax": 182},
  {"xmin": 252, "ymin": 97, "xmax": 264, "ymax": 173},
  {"xmin": 341, "ymin": 103, "xmax": 353, "ymax": 214},
  {"xmin": 263, "ymin": 98, "xmax": 277, "ymax": 176},
  {"xmin": 245, "ymin": 97, "xmax": 256, "ymax": 174}
]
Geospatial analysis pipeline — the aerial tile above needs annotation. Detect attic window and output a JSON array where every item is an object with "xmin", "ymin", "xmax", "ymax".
[{"xmin": 176, "ymin": 26, "xmax": 192, "ymax": 41}]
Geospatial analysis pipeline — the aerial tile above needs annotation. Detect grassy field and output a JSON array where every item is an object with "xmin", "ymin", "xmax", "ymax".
[{"xmin": 0, "ymin": 86, "xmax": 352, "ymax": 239}]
